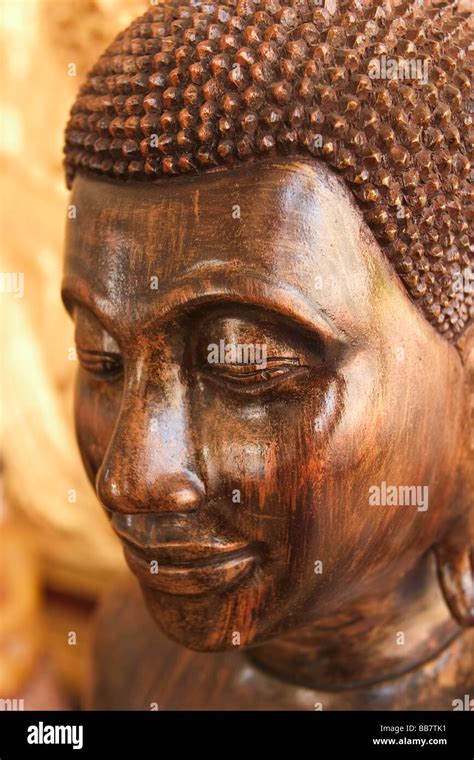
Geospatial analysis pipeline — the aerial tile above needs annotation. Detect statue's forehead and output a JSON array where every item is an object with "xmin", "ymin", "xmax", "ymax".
[
  {"xmin": 63, "ymin": 158, "xmax": 410, "ymax": 344},
  {"xmin": 66, "ymin": 158, "xmax": 365, "ymax": 267},
  {"xmin": 70, "ymin": 157, "xmax": 346, "ymax": 215}
]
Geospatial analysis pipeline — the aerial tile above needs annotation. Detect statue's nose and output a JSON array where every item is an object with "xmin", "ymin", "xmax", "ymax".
[{"xmin": 96, "ymin": 367, "xmax": 205, "ymax": 515}]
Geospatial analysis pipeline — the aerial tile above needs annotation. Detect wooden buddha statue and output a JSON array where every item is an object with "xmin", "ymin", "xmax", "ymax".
[{"xmin": 61, "ymin": 0, "xmax": 473, "ymax": 710}]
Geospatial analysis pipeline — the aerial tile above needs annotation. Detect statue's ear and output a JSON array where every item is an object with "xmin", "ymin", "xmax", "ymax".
[
  {"xmin": 435, "ymin": 324, "xmax": 474, "ymax": 626},
  {"xmin": 435, "ymin": 514, "xmax": 474, "ymax": 627}
]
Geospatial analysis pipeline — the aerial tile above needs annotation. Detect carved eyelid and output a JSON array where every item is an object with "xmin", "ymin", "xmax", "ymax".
[
  {"xmin": 203, "ymin": 356, "xmax": 301, "ymax": 371},
  {"xmin": 213, "ymin": 364, "xmax": 303, "ymax": 383},
  {"xmin": 76, "ymin": 353, "xmax": 123, "ymax": 383},
  {"xmin": 76, "ymin": 348, "xmax": 121, "ymax": 358},
  {"xmin": 200, "ymin": 365, "xmax": 311, "ymax": 394}
]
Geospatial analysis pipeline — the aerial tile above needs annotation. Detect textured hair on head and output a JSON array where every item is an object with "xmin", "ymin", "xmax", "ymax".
[{"xmin": 64, "ymin": 0, "xmax": 473, "ymax": 342}]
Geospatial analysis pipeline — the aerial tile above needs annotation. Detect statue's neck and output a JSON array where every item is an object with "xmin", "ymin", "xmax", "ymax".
[{"xmin": 247, "ymin": 553, "xmax": 460, "ymax": 690}]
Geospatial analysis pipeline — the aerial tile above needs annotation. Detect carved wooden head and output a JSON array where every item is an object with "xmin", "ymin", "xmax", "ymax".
[{"xmin": 62, "ymin": 0, "xmax": 473, "ymax": 652}]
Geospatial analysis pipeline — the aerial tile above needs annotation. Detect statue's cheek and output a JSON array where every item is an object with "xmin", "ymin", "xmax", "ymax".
[{"xmin": 74, "ymin": 369, "xmax": 124, "ymax": 481}]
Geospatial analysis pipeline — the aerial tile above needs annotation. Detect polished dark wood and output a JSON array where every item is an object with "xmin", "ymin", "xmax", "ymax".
[
  {"xmin": 89, "ymin": 576, "xmax": 474, "ymax": 711},
  {"xmin": 62, "ymin": 158, "xmax": 474, "ymax": 709}
]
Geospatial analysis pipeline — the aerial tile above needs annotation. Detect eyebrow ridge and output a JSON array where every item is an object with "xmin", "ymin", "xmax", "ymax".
[{"xmin": 61, "ymin": 271, "xmax": 349, "ymax": 350}]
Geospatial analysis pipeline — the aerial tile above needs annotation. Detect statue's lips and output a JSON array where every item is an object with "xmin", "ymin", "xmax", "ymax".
[
  {"xmin": 109, "ymin": 512, "xmax": 260, "ymax": 594},
  {"xmin": 122, "ymin": 541, "xmax": 258, "ymax": 596}
]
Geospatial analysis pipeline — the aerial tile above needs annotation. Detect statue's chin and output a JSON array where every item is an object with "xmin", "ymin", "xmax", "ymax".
[
  {"xmin": 138, "ymin": 584, "xmax": 244, "ymax": 653},
  {"xmin": 137, "ymin": 581, "xmax": 295, "ymax": 654}
]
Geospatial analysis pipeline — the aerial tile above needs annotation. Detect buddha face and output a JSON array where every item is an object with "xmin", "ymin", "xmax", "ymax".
[{"xmin": 62, "ymin": 159, "xmax": 464, "ymax": 651}]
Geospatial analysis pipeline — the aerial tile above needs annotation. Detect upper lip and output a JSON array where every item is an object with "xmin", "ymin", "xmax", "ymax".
[{"xmin": 110, "ymin": 512, "xmax": 255, "ymax": 566}]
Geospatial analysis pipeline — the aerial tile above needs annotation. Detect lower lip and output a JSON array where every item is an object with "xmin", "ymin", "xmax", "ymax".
[{"xmin": 123, "ymin": 545, "xmax": 258, "ymax": 596}]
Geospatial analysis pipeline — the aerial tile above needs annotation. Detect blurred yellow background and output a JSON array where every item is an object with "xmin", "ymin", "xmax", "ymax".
[{"xmin": 0, "ymin": 0, "xmax": 148, "ymax": 709}]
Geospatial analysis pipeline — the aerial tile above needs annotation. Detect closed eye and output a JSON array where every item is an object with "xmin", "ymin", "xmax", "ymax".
[
  {"xmin": 201, "ymin": 356, "xmax": 311, "ymax": 390},
  {"xmin": 77, "ymin": 348, "xmax": 123, "ymax": 380}
]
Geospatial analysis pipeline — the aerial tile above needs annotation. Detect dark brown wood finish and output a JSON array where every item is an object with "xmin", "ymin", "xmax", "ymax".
[
  {"xmin": 89, "ymin": 577, "xmax": 474, "ymax": 710},
  {"xmin": 62, "ymin": 158, "xmax": 473, "ymax": 709}
]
